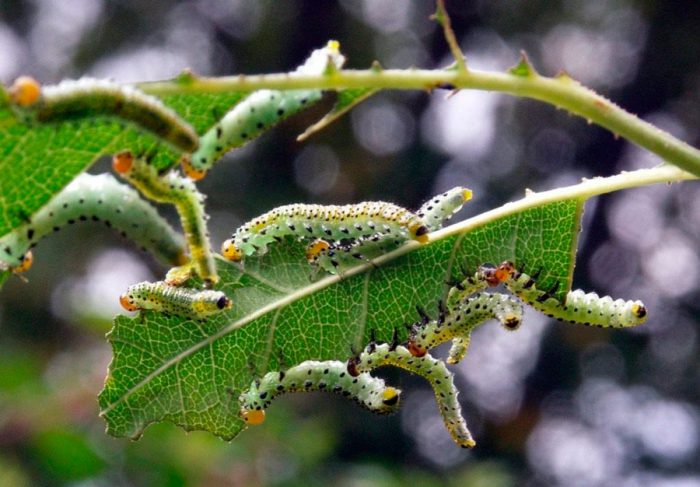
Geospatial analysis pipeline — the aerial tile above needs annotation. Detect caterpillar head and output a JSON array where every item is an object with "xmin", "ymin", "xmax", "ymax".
[
  {"xmin": 240, "ymin": 408, "xmax": 266, "ymax": 426},
  {"xmin": 631, "ymin": 302, "xmax": 647, "ymax": 320},
  {"xmin": 181, "ymin": 154, "xmax": 206, "ymax": 181},
  {"xmin": 119, "ymin": 294, "xmax": 139, "ymax": 312},
  {"xmin": 192, "ymin": 291, "xmax": 232, "ymax": 316},
  {"xmin": 112, "ymin": 151, "xmax": 135, "ymax": 174},
  {"xmin": 305, "ymin": 239, "xmax": 331, "ymax": 264},
  {"xmin": 501, "ymin": 314, "xmax": 522, "ymax": 331},
  {"xmin": 221, "ymin": 239, "xmax": 243, "ymax": 262},
  {"xmin": 410, "ymin": 223, "xmax": 430, "ymax": 243},
  {"xmin": 382, "ymin": 387, "xmax": 401, "ymax": 407},
  {"xmin": 9, "ymin": 76, "xmax": 41, "ymax": 107},
  {"xmin": 11, "ymin": 251, "xmax": 33, "ymax": 274},
  {"xmin": 346, "ymin": 356, "xmax": 360, "ymax": 377},
  {"xmin": 406, "ymin": 339, "xmax": 428, "ymax": 358}
]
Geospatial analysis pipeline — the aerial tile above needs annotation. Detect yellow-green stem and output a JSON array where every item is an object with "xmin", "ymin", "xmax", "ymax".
[{"xmin": 139, "ymin": 68, "xmax": 700, "ymax": 178}]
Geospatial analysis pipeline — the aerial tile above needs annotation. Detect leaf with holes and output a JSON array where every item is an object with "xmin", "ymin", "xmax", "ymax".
[{"xmin": 99, "ymin": 198, "xmax": 582, "ymax": 439}]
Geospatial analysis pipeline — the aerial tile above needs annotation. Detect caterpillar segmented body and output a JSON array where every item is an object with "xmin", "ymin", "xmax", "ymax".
[
  {"xmin": 0, "ymin": 173, "xmax": 187, "ymax": 270},
  {"xmin": 119, "ymin": 280, "xmax": 231, "ymax": 318},
  {"xmin": 348, "ymin": 341, "xmax": 475, "ymax": 448},
  {"xmin": 238, "ymin": 360, "xmax": 401, "ymax": 426},
  {"xmin": 222, "ymin": 201, "xmax": 429, "ymax": 262},
  {"xmin": 113, "ymin": 151, "xmax": 218, "ymax": 285},
  {"xmin": 417, "ymin": 187, "xmax": 472, "ymax": 231},
  {"xmin": 492, "ymin": 261, "xmax": 647, "ymax": 327},
  {"xmin": 304, "ymin": 187, "xmax": 473, "ymax": 275},
  {"xmin": 408, "ymin": 292, "xmax": 523, "ymax": 364},
  {"xmin": 9, "ymin": 77, "xmax": 198, "ymax": 153},
  {"xmin": 183, "ymin": 41, "xmax": 346, "ymax": 180}
]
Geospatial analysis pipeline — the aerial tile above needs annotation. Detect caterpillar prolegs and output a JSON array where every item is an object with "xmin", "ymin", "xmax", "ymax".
[
  {"xmin": 183, "ymin": 41, "xmax": 346, "ymax": 180},
  {"xmin": 238, "ymin": 360, "xmax": 401, "ymax": 426},
  {"xmin": 0, "ymin": 173, "xmax": 187, "ymax": 271}
]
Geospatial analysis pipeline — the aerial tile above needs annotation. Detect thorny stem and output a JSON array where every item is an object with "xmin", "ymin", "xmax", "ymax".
[
  {"xmin": 139, "ymin": 67, "xmax": 700, "ymax": 179},
  {"xmin": 432, "ymin": 0, "xmax": 468, "ymax": 72}
]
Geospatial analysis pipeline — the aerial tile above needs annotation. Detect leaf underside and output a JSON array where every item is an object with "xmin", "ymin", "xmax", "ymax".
[
  {"xmin": 0, "ymin": 88, "xmax": 247, "ymax": 238},
  {"xmin": 99, "ymin": 199, "xmax": 583, "ymax": 440}
]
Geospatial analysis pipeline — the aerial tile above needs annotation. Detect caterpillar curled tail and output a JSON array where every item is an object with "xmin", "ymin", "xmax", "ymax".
[
  {"xmin": 238, "ymin": 360, "xmax": 401, "ymax": 425},
  {"xmin": 183, "ymin": 41, "xmax": 346, "ymax": 180},
  {"xmin": 222, "ymin": 201, "xmax": 429, "ymax": 262},
  {"xmin": 8, "ymin": 77, "xmax": 198, "ymax": 153},
  {"xmin": 408, "ymin": 292, "xmax": 524, "ymax": 365},
  {"xmin": 0, "ymin": 173, "xmax": 187, "ymax": 271},
  {"xmin": 348, "ymin": 340, "xmax": 475, "ymax": 448},
  {"xmin": 491, "ymin": 261, "xmax": 647, "ymax": 327},
  {"xmin": 113, "ymin": 151, "xmax": 218, "ymax": 285},
  {"xmin": 417, "ymin": 187, "xmax": 473, "ymax": 231},
  {"xmin": 119, "ymin": 280, "xmax": 231, "ymax": 319}
]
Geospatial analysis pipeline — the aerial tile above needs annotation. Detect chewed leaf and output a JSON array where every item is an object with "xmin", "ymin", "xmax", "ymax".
[
  {"xmin": 99, "ymin": 199, "xmax": 582, "ymax": 440},
  {"xmin": 297, "ymin": 88, "xmax": 378, "ymax": 141}
]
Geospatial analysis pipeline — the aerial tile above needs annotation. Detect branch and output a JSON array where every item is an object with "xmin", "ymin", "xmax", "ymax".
[{"xmin": 139, "ymin": 67, "xmax": 700, "ymax": 178}]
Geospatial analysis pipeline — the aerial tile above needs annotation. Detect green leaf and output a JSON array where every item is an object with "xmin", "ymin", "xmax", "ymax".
[
  {"xmin": 99, "ymin": 199, "xmax": 583, "ymax": 439},
  {"xmin": 0, "ymin": 87, "xmax": 247, "ymax": 237}
]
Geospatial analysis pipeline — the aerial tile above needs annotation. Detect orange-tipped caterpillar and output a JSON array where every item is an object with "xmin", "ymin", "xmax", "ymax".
[
  {"xmin": 222, "ymin": 201, "xmax": 430, "ymax": 262},
  {"xmin": 119, "ymin": 280, "xmax": 231, "ymax": 319},
  {"xmin": 8, "ymin": 77, "xmax": 198, "ymax": 153},
  {"xmin": 0, "ymin": 173, "xmax": 187, "ymax": 272},
  {"xmin": 183, "ymin": 41, "xmax": 345, "ymax": 180},
  {"xmin": 113, "ymin": 151, "xmax": 218, "ymax": 285},
  {"xmin": 407, "ymin": 292, "xmax": 523, "ymax": 364},
  {"xmin": 304, "ymin": 187, "xmax": 473, "ymax": 276},
  {"xmin": 491, "ymin": 261, "xmax": 647, "ymax": 327},
  {"xmin": 238, "ymin": 360, "xmax": 401, "ymax": 426},
  {"xmin": 347, "ymin": 337, "xmax": 475, "ymax": 448}
]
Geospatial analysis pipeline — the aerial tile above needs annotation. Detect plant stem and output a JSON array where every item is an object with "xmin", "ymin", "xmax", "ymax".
[{"xmin": 139, "ymin": 68, "xmax": 700, "ymax": 177}]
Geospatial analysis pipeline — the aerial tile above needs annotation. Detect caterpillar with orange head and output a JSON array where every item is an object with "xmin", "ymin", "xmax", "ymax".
[
  {"xmin": 222, "ymin": 200, "xmax": 430, "ymax": 263},
  {"xmin": 7, "ymin": 76, "xmax": 197, "ymax": 153},
  {"xmin": 238, "ymin": 360, "xmax": 401, "ymax": 426},
  {"xmin": 304, "ymin": 187, "xmax": 473, "ymax": 276},
  {"xmin": 0, "ymin": 173, "xmax": 186, "ymax": 273},
  {"xmin": 113, "ymin": 151, "xmax": 218, "ymax": 285},
  {"xmin": 119, "ymin": 280, "xmax": 231, "ymax": 319},
  {"xmin": 488, "ymin": 261, "xmax": 647, "ymax": 328}
]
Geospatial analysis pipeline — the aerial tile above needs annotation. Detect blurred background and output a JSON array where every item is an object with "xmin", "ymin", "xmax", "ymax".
[{"xmin": 1, "ymin": 0, "xmax": 699, "ymax": 485}]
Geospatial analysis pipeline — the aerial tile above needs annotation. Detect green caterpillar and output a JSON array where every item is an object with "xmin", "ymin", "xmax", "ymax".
[
  {"xmin": 416, "ymin": 187, "xmax": 472, "ymax": 231},
  {"xmin": 222, "ymin": 201, "xmax": 430, "ymax": 263},
  {"xmin": 408, "ymin": 292, "xmax": 523, "ymax": 364},
  {"xmin": 347, "ymin": 339, "xmax": 475, "ymax": 448},
  {"xmin": 9, "ymin": 76, "xmax": 197, "ymax": 153},
  {"xmin": 491, "ymin": 261, "xmax": 647, "ymax": 327},
  {"xmin": 305, "ymin": 187, "xmax": 472, "ymax": 275},
  {"xmin": 0, "ymin": 173, "xmax": 186, "ymax": 271},
  {"xmin": 113, "ymin": 151, "xmax": 218, "ymax": 285},
  {"xmin": 119, "ymin": 280, "xmax": 231, "ymax": 319},
  {"xmin": 238, "ymin": 360, "xmax": 401, "ymax": 426},
  {"xmin": 182, "ymin": 41, "xmax": 346, "ymax": 180}
]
